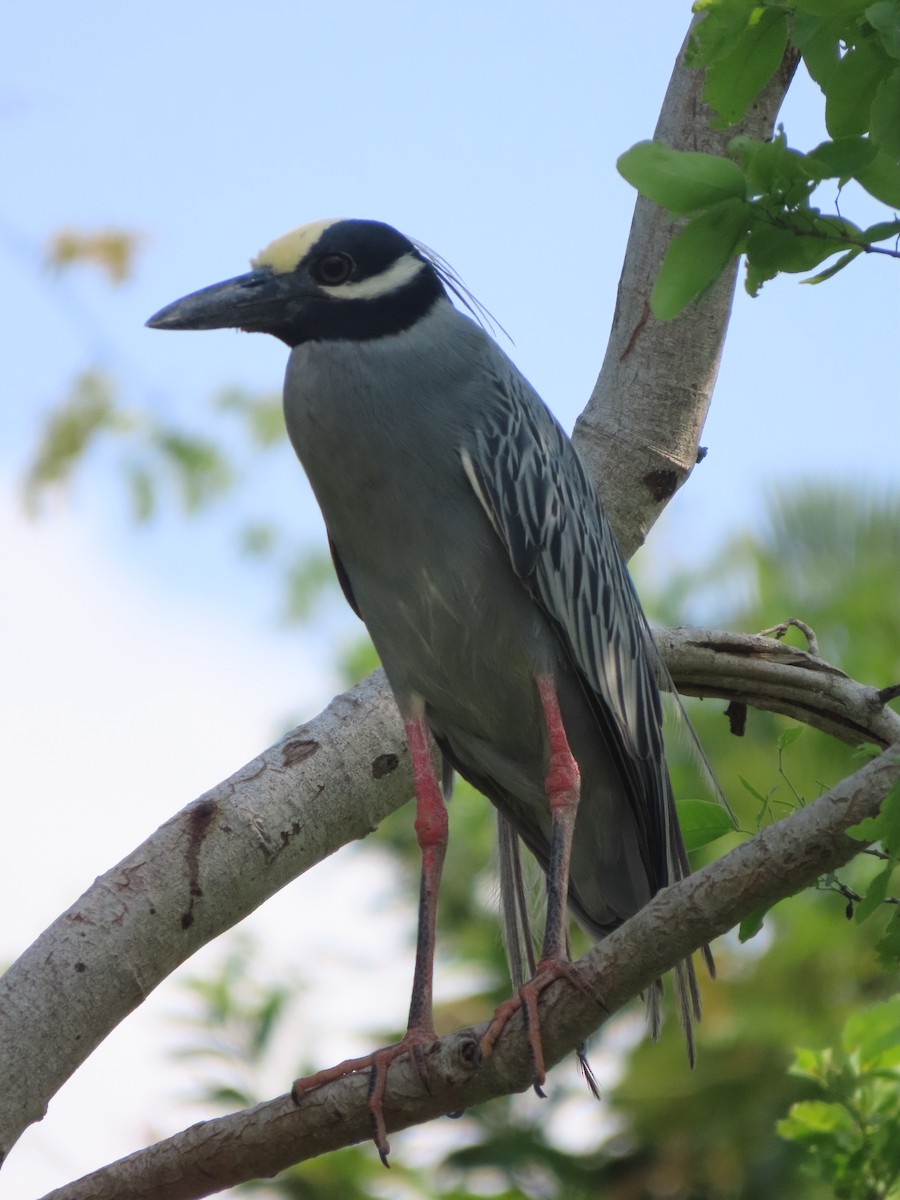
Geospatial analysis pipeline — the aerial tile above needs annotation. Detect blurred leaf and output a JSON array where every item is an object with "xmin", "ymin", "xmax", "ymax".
[
  {"xmin": 338, "ymin": 635, "xmax": 380, "ymax": 687},
  {"xmin": 283, "ymin": 549, "xmax": 340, "ymax": 621},
  {"xmin": 847, "ymin": 781, "xmax": 900, "ymax": 849},
  {"xmin": 238, "ymin": 521, "xmax": 279, "ymax": 558},
  {"xmin": 777, "ymin": 1098, "xmax": 856, "ymax": 1139},
  {"xmin": 152, "ymin": 430, "xmax": 233, "ymax": 512},
  {"xmin": 126, "ymin": 463, "xmax": 156, "ymax": 522},
  {"xmin": 842, "ymin": 995, "xmax": 900, "ymax": 1064},
  {"xmin": 217, "ymin": 387, "xmax": 286, "ymax": 448},
  {"xmin": 739, "ymin": 903, "xmax": 772, "ymax": 941},
  {"xmin": 45, "ymin": 227, "xmax": 143, "ymax": 283},
  {"xmin": 876, "ymin": 909, "xmax": 900, "ymax": 967},
  {"xmin": 23, "ymin": 370, "xmax": 130, "ymax": 511},
  {"xmin": 778, "ymin": 726, "xmax": 805, "ymax": 751}
]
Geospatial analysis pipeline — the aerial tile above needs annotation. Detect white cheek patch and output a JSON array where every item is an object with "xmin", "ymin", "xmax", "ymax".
[
  {"xmin": 328, "ymin": 252, "xmax": 426, "ymax": 300},
  {"xmin": 252, "ymin": 219, "xmax": 341, "ymax": 273}
]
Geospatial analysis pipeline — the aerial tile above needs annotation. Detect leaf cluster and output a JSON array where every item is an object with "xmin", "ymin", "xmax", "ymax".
[
  {"xmin": 617, "ymin": 0, "xmax": 900, "ymax": 316},
  {"xmin": 847, "ymin": 779, "xmax": 900, "ymax": 968},
  {"xmin": 778, "ymin": 996, "xmax": 900, "ymax": 1199}
]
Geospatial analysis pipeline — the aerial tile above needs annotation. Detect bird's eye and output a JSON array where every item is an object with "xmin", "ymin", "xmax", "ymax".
[{"xmin": 313, "ymin": 253, "xmax": 354, "ymax": 286}]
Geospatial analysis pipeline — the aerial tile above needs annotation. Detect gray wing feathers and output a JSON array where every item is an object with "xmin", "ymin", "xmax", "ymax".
[
  {"xmin": 461, "ymin": 354, "xmax": 705, "ymax": 1062},
  {"xmin": 460, "ymin": 361, "xmax": 675, "ymax": 886}
]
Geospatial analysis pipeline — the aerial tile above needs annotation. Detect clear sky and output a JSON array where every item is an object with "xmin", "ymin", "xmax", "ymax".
[{"xmin": 2, "ymin": 2, "xmax": 897, "ymax": 1194}]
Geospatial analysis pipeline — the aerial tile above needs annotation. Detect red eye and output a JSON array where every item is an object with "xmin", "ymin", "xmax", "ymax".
[{"xmin": 313, "ymin": 253, "xmax": 354, "ymax": 285}]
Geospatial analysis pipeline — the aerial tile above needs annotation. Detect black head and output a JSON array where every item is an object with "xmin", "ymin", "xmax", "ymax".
[{"xmin": 146, "ymin": 218, "xmax": 448, "ymax": 346}]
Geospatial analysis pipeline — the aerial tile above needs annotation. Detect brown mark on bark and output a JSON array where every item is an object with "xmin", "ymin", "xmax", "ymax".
[
  {"xmin": 643, "ymin": 468, "xmax": 679, "ymax": 502},
  {"xmin": 372, "ymin": 753, "xmax": 400, "ymax": 779},
  {"xmin": 181, "ymin": 798, "xmax": 218, "ymax": 930},
  {"xmin": 282, "ymin": 737, "xmax": 319, "ymax": 768}
]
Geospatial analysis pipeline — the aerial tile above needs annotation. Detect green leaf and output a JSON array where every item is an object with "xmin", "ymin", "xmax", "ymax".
[
  {"xmin": 876, "ymin": 909, "xmax": 900, "ymax": 967},
  {"xmin": 825, "ymin": 38, "xmax": 888, "ymax": 137},
  {"xmin": 847, "ymin": 781, "xmax": 900, "ymax": 849},
  {"xmin": 651, "ymin": 197, "xmax": 750, "ymax": 319},
  {"xmin": 676, "ymin": 798, "xmax": 735, "ymax": 850},
  {"xmin": 738, "ymin": 774, "xmax": 768, "ymax": 803},
  {"xmin": 154, "ymin": 431, "xmax": 233, "ymax": 512},
  {"xmin": 866, "ymin": 1, "xmax": 900, "ymax": 59},
  {"xmin": 789, "ymin": 1045, "xmax": 827, "ymax": 1082},
  {"xmin": 688, "ymin": 0, "xmax": 763, "ymax": 67},
  {"xmin": 702, "ymin": 8, "xmax": 790, "ymax": 125},
  {"xmin": 803, "ymin": 247, "xmax": 862, "ymax": 284},
  {"xmin": 853, "ymin": 861, "xmax": 894, "ymax": 923},
  {"xmin": 126, "ymin": 464, "xmax": 155, "ymax": 522},
  {"xmin": 794, "ymin": 0, "xmax": 871, "ymax": 16},
  {"xmin": 617, "ymin": 141, "xmax": 748, "ymax": 213},
  {"xmin": 23, "ymin": 370, "xmax": 128, "ymax": 510},
  {"xmin": 862, "ymin": 218, "xmax": 900, "ymax": 242},
  {"xmin": 746, "ymin": 222, "xmax": 848, "ymax": 275},
  {"xmin": 238, "ymin": 521, "xmax": 278, "ymax": 557},
  {"xmin": 216, "ymin": 387, "xmax": 285, "ymax": 447},
  {"xmin": 778, "ymin": 725, "xmax": 805, "ymax": 751},
  {"xmin": 777, "ymin": 1099, "xmax": 856, "ymax": 1140},
  {"xmin": 729, "ymin": 132, "xmax": 814, "ymax": 197},
  {"xmin": 739, "ymin": 904, "xmax": 771, "ymax": 941},
  {"xmin": 805, "ymin": 135, "xmax": 879, "ymax": 179},
  {"xmin": 842, "ymin": 995, "xmax": 900, "ymax": 1065},
  {"xmin": 794, "ymin": 12, "xmax": 843, "ymax": 89},
  {"xmin": 870, "ymin": 68, "xmax": 900, "ymax": 154},
  {"xmin": 857, "ymin": 148, "xmax": 900, "ymax": 204}
]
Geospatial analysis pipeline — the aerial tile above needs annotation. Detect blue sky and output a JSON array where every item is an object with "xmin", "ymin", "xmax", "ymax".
[{"xmin": 2, "ymin": 2, "xmax": 898, "ymax": 1193}]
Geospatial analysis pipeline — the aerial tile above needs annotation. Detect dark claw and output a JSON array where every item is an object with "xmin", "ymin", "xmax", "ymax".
[{"xmin": 532, "ymin": 1080, "xmax": 547, "ymax": 1099}]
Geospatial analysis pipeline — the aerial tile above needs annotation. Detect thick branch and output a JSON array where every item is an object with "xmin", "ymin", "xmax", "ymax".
[
  {"xmin": 658, "ymin": 628, "xmax": 900, "ymax": 748},
  {"xmin": 39, "ymin": 744, "xmax": 900, "ymax": 1200},
  {"xmin": 574, "ymin": 38, "xmax": 799, "ymax": 558},
  {"xmin": 3, "ymin": 631, "xmax": 896, "ymax": 1165}
]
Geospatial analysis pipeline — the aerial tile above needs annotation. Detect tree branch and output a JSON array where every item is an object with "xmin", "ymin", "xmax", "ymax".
[
  {"xmin": 38, "ymin": 743, "xmax": 900, "ymax": 1200},
  {"xmin": 657, "ymin": 628, "xmax": 900, "ymax": 749},
  {"xmin": 3, "ymin": 632, "xmax": 896, "ymax": 1169},
  {"xmin": 574, "ymin": 34, "xmax": 799, "ymax": 558}
]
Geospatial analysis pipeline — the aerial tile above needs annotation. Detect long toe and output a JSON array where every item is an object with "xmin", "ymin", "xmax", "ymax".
[
  {"xmin": 481, "ymin": 958, "xmax": 591, "ymax": 1094},
  {"xmin": 292, "ymin": 1027, "xmax": 440, "ymax": 1165}
]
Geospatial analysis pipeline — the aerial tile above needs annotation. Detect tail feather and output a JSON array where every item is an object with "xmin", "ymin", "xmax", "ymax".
[{"xmin": 497, "ymin": 813, "xmax": 537, "ymax": 990}]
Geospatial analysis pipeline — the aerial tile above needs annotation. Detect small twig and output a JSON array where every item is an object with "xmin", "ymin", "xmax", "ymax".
[
  {"xmin": 759, "ymin": 617, "xmax": 819, "ymax": 657},
  {"xmin": 877, "ymin": 683, "xmax": 900, "ymax": 705}
]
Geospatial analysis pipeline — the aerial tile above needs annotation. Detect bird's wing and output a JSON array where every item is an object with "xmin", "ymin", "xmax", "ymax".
[
  {"xmin": 328, "ymin": 533, "xmax": 362, "ymax": 618},
  {"xmin": 460, "ymin": 360, "xmax": 675, "ymax": 885}
]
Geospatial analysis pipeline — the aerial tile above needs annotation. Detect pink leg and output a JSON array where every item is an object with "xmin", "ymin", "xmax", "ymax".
[
  {"xmin": 293, "ymin": 713, "xmax": 448, "ymax": 1164},
  {"xmin": 482, "ymin": 674, "xmax": 587, "ymax": 1091}
]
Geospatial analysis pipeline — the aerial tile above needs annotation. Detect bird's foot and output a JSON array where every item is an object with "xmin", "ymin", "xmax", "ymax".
[
  {"xmin": 480, "ymin": 958, "xmax": 590, "ymax": 1096},
  {"xmin": 291, "ymin": 1026, "xmax": 438, "ymax": 1166}
]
